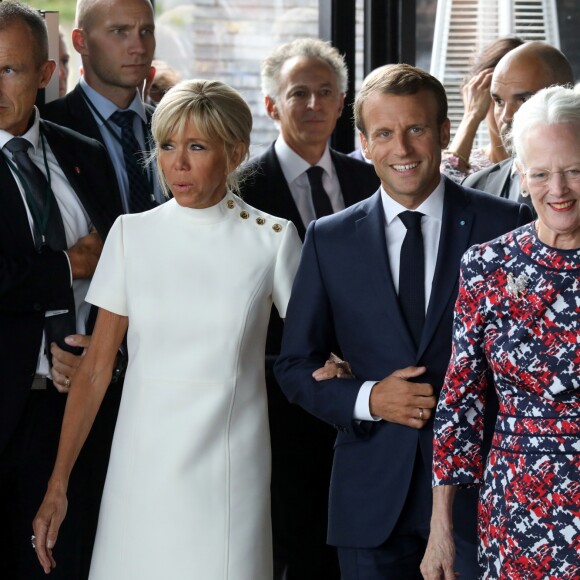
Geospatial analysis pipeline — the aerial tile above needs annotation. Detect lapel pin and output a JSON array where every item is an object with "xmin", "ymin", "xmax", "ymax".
[
  {"xmin": 460, "ymin": 220, "xmax": 465, "ymax": 226},
  {"xmin": 507, "ymin": 272, "xmax": 529, "ymax": 300},
  {"xmin": 74, "ymin": 166, "xmax": 81, "ymax": 174}
]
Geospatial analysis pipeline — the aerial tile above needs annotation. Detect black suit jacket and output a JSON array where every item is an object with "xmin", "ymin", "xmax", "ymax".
[
  {"xmin": 241, "ymin": 142, "xmax": 380, "ymax": 240},
  {"xmin": 240, "ymin": 142, "xmax": 380, "ymax": 356},
  {"xmin": 40, "ymin": 83, "xmax": 156, "ymax": 204},
  {"xmin": 275, "ymin": 178, "xmax": 533, "ymax": 547},
  {"xmin": 0, "ymin": 120, "xmax": 122, "ymax": 455}
]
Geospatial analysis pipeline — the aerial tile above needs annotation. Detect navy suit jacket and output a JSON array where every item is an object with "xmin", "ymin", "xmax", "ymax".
[
  {"xmin": 0, "ymin": 120, "xmax": 122, "ymax": 456},
  {"xmin": 275, "ymin": 177, "xmax": 533, "ymax": 547}
]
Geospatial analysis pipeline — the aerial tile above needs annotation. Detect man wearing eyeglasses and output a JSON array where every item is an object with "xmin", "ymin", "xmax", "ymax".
[{"xmin": 463, "ymin": 41, "xmax": 573, "ymax": 207}]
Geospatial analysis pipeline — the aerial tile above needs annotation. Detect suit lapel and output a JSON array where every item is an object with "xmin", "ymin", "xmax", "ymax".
[
  {"xmin": 418, "ymin": 180, "xmax": 473, "ymax": 358},
  {"xmin": 0, "ymin": 154, "xmax": 36, "ymax": 251},
  {"xmin": 355, "ymin": 192, "xmax": 416, "ymax": 353},
  {"xmin": 263, "ymin": 145, "xmax": 307, "ymax": 239},
  {"xmin": 332, "ymin": 150, "xmax": 359, "ymax": 207}
]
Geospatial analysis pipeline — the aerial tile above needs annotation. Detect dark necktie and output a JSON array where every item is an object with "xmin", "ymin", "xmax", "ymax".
[
  {"xmin": 4, "ymin": 137, "xmax": 78, "ymax": 354},
  {"xmin": 306, "ymin": 166, "xmax": 333, "ymax": 218},
  {"xmin": 398, "ymin": 211, "xmax": 425, "ymax": 348},
  {"xmin": 110, "ymin": 110, "xmax": 155, "ymax": 213}
]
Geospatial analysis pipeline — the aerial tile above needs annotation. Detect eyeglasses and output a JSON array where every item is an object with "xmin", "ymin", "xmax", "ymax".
[{"xmin": 525, "ymin": 168, "xmax": 580, "ymax": 187}]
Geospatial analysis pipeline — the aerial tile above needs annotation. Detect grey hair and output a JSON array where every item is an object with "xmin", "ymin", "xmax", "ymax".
[
  {"xmin": 261, "ymin": 37, "xmax": 348, "ymax": 100},
  {"xmin": 150, "ymin": 79, "xmax": 252, "ymax": 196},
  {"xmin": 513, "ymin": 86, "xmax": 580, "ymax": 169}
]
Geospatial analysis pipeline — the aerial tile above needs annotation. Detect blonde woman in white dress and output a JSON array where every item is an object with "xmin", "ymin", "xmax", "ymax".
[{"xmin": 33, "ymin": 79, "xmax": 301, "ymax": 579}]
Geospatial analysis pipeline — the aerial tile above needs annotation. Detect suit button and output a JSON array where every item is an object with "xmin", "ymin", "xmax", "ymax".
[{"xmin": 33, "ymin": 303, "xmax": 42, "ymax": 312}]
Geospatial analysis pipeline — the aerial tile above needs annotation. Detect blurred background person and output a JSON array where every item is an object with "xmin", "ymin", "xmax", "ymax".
[
  {"xmin": 441, "ymin": 36, "xmax": 524, "ymax": 183},
  {"xmin": 58, "ymin": 27, "xmax": 70, "ymax": 97},
  {"xmin": 422, "ymin": 85, "xmax": 580, "ymax": 580},
  {"xmin": 34, "ymin": 79, "xmax": 301, "ymax": 580},
  {"xmin": 144, "ymin": 59, "xmax": 182, "ymax": 106}
]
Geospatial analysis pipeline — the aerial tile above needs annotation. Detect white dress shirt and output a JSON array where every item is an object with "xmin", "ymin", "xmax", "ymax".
[
  {"xmin": 274, "ymin": 135, "xmax": 345, "ymax": 225},
  {"xmin": 354, "ymin": 179, "xmax": 445, "ymax": 421},
  {"xmin": 0, "ymin": 108, "xmax": 92, "ymax": 377}
]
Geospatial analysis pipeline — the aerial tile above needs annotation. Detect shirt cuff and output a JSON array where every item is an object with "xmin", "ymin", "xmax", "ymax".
[{"xmin": 353, "ymin": 381, "xmax": 382, "ymax": 422}]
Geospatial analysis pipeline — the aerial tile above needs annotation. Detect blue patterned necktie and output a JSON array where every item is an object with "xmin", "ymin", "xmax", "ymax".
[
  {"xmin": 398, "ymin": 211, "xmax": 425, "ymax": 348},
  {"xmin": 110, "ymin": 110, "xmax": 155, "ymax": 213}
]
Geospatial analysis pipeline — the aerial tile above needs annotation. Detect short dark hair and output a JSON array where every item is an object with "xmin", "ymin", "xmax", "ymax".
[
  {"xmin": 0, "ymin": 1, "xmax": 48, "ymax": 67},
  {"xmin": 354, "ymin": 63, "xmax": 448, "ymax": 135}
]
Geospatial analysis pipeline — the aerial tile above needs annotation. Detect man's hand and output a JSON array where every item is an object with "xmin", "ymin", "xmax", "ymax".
[
  {"xmin": 369, "ymin": 366, "xmax": 436, "ymax": 428},
  {"xmin": 66, "ymin": 230, "xmax": 103, "ymax": 279},
  {"xmin": 51, "ymin": 334, "xmax": 91, "ymax": 393}
]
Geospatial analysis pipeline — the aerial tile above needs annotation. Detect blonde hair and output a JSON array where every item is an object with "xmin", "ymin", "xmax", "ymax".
[{"xmin": 150, "ymin": 79, "xmax": 252, "ymax": 195}]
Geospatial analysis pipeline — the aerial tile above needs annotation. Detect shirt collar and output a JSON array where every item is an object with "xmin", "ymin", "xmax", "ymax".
[
  {"xmin": 274, "ymin": 134, "xmax": 333, "ymax": 183},
  {"xmin": 380, "ymin": 177, "xmax": 445, "ymax": 225},
  {"xmin": 80, "ymin": 77, "xmax": 148, "ymax": 125},
  {"xmin": 0, "ymin": 107, "xmax": 41, "ymax": 151}
]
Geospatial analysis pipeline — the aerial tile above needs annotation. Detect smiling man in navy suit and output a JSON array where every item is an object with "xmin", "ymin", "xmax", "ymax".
[{"xmin": 275, "ymin": 64, "xmax": 533, "ymax": 579}]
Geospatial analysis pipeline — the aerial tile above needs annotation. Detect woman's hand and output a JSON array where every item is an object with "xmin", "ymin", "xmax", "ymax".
[
  {"xmin": 32, "ymin": 482, "xmax": 68, "ymax": 574},
  {"xmin": 420, "ymin": 525, "xmax": 457, "ymax": 580},
  {"xmin": 461, "ymin": 67, "xmax": 493, "ymax": 123},
  {"xmin": 312, "ymin": 353, "xmax": 354, "ymax": 381}
]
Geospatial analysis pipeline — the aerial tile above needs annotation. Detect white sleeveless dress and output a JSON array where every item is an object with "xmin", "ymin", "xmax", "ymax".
[{"xmin": 86, "ymin": 194, "xmax": 301, "ymax": 579}]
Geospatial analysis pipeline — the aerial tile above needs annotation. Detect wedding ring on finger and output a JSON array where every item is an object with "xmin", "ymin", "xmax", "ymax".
[
  {"xmin": 31, "ymin": 535, "xmax": 36, "ymax": 550},
  {"xmin": 418, "ymin": 408, "xmax": 424, "ymax": 421},
  {"xmin": 64, "ymin": 377, "xmax": 71, "ymax": 389}
]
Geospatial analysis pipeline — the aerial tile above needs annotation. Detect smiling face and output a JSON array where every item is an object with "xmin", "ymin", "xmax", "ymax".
[
  {"xmin": 359, "ymin": 90, "xmax": 450, "ymax": 209},
  {"xmin": 157, "ymin": 118, "xmax": 244, "ymax": 209},
  {"xmin": 73, "ymin": 0, "xmax": 155, "ymax": 107},
  {"xmin": 0, "ymin": 21, "xmax": 55, "ymax": 136},
  {"xmin": 520, "ymin": 122, "xmax": 580, "ymax": 249},
  {"xmin": 265, "ymin": 56, "xmax": 344, "ymax": 164}
]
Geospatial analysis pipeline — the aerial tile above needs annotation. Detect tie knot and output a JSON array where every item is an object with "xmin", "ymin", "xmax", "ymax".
[
  {"xmin": 5, "ymin": 137, "xmax": 31, "ymax": 155},
  {"xmin": 110, "ymin": 110, "xmax": 136, "ymax": 129},
  {"xmin": 399, "ymin": 210, "xmax": 423, "ymax": 230},
  {"xmin": 306, "ymin": 165, "xmax": 324, "ymax": 186}
]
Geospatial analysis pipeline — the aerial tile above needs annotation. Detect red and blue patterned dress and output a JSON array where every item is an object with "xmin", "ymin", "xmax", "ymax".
[{"xmin": 433, "ymin": 222, "xmax": 580, "ymax": 579}]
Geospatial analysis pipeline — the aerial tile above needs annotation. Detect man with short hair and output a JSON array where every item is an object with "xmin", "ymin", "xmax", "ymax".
[
  {"xmin": 42, "ymin": 0, "xmax": 162, "ymax": 213},
  {"xmin": 463, "ymin": 41, "xmax": 574, "ymax": 201},
  {"xmin": 275, "ymin": 63, "xmax": 533, "ymax": 579},
  {"xmin": 0, "ymin": 2, "xmax": 121, "ymax": 578},
  {"xmin": 240, "ymin": 37, "xmax": 379, "ymax": 580}
]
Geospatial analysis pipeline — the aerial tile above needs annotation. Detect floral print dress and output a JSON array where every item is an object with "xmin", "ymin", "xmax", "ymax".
[{"xmin": 433, "ymin": 222, "xmax": 580, "ymax": 579}]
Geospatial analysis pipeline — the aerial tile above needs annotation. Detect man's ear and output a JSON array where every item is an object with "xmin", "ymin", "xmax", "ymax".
[
  {"xmin": 265, "ymin": 96, "xmax": 279, "ymax": 120},
  {"xmin": 71, "ymin": 28, "xmax": 87, "ymax": 55},
  {"xmin": 39, "ymin": 60, "xmax": 57, "ymax": 89},
  {"xmin": 359, "ymin": 131, "xmax": 371, "ymax": 160}
]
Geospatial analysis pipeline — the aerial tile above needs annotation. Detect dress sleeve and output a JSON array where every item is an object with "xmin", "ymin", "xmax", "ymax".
[
  {"xmin": 432, "ymin": 246, "xmax": 490, "ymax": 487},
  {"xmin": 85, "ymin": 216, "xmax": 128, "ymax": 316},
  {"xmin": 272, "ymin": 220, "xmax": 302, "ymax": 318}
]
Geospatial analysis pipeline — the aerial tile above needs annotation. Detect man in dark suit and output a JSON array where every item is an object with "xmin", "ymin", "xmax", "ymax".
[
  {"xmin": 240, "ymin": 38, "xmax": 379, "ymax": 580},
  {"xmin": 0, "ymin": 3, "xmax": 121, "ymax": 578},
  {"xmin": 463, "ymin": 41, "xmax": 573, "ymax": 204},
  {"xmin": 41, "ymin": 0, "xmax": 161, "ymax": 212},
  {"xmin": 275, "ymin": 64, "xmax": 533, "ymax": 579}
]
